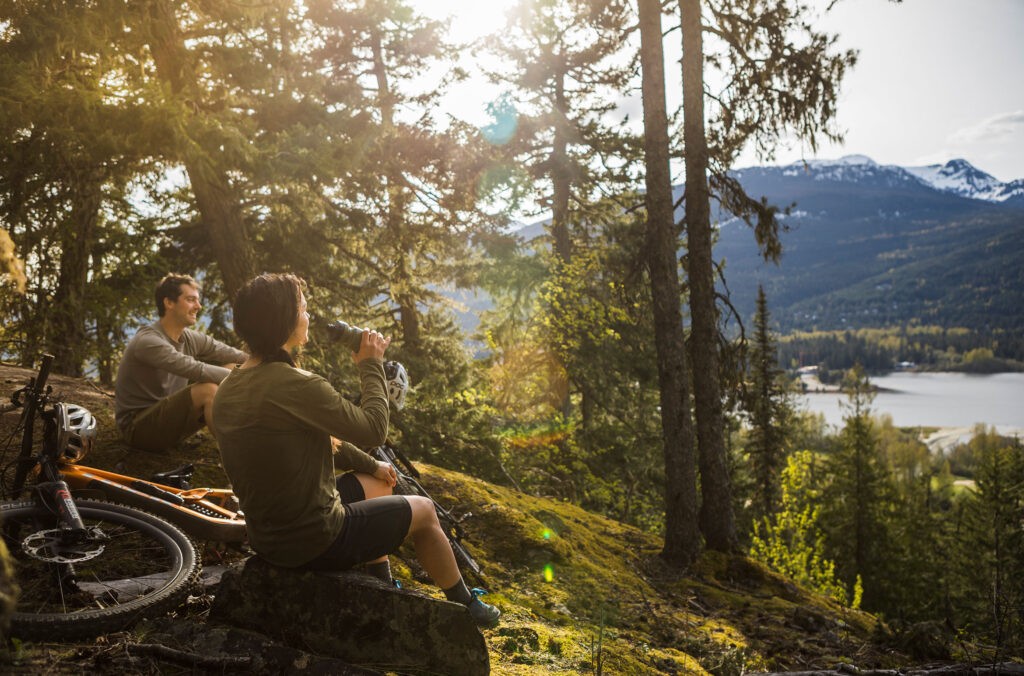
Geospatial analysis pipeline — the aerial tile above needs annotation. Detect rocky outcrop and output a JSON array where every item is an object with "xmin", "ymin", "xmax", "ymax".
[
  {"xmin": 130, "ymin": 617, "xmax": 383, "ymax": 674},
  {"xmin": 211, "ymin": 557, "xmax": 490, "ymax": 676}
]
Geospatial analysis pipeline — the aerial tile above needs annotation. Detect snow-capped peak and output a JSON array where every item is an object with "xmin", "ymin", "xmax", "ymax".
[
  {"xmin": 769, "ymin": 154, "xmax": 921, "ymax": 187},
  {"xmin": 905, "ymin": 158, "xmax": 1003, "ymax": 201},
  {"xmin": 785, "ymin": 154, "xmax": 876, "ymax": 170},
  {"xmin": 993, "ymin": 178, "xmax": 1024, "ymax": 202}
]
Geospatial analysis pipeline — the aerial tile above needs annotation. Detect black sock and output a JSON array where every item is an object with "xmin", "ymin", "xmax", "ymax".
[
  {"xmin": 442, "ymin": 578, "xmax": 473, "ymax": 606},
  {"xmin": 365, "ymin": 560, "xmax": 392, "ymax": 584}
]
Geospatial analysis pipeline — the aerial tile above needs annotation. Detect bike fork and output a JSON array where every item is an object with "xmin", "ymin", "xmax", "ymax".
[
  {"xmin": 33, "ymin": 481, "xmax": 89, "ymax": 586},
  {"xmin": 36, "ymin": 481, "xmax": 87, "ymax": 532}
]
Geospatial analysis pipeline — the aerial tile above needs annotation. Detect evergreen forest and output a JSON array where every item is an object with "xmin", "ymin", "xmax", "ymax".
[{"xmin": 2, "ymin": 0, "xmax": 1023, "ymax": 666}]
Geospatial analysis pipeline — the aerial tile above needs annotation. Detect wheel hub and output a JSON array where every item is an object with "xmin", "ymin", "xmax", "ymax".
[{"xmin": 22, "ymin": 527, "xmax": 106, "ymax": 564}]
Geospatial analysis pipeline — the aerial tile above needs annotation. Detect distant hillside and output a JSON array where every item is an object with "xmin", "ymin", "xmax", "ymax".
[
  {"xmin": 451, "ymin": 156, "xmax": 1024, "ymax": 337},
  {"xmin": 717, "ymin": 156, "xmax": 1024, "ymax": 331}
]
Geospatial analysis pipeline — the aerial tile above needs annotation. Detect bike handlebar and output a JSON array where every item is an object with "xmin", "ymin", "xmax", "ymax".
[{"xmin": 33, "ymin": 354, "xmax": 54, "ymax": 397}]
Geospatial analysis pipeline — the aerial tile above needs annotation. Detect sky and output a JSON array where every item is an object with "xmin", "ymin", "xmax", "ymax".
[{"xmin": 413, "ymin": 0, "xmax": 1024, "ymax": 182}]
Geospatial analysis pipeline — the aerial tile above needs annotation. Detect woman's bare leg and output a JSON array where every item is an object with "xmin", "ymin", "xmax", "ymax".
[{"xmin": 406, "ymin": 495, "xmax": 461, "ymax": 589}]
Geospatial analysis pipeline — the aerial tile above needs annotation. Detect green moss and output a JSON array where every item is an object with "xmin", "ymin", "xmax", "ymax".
[{"xmin": 409, "ymin": 462, "xmax": 904, "ymax": 674}]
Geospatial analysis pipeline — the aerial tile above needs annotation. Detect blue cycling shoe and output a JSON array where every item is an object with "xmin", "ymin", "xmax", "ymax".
[{"xmin": 467, "ymin": 588, "xmax": 500, "ymax": 628}]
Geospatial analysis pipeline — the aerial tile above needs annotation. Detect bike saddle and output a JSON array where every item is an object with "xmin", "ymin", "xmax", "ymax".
[{"xmin": 151, "ymin": 463, "xmax": 195, "ymax": 490}]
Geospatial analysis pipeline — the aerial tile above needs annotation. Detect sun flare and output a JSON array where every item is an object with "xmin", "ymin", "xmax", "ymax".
[{"xmin": 407, "ymin": 0, "xmax": 521, "ymax": 40}]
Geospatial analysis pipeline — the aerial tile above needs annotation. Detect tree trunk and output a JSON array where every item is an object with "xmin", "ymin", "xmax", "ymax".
[
  {"xmin": 50, "ymin": 169, "xmax": 103, "ymax": 377},
  {"xmin": 679, "ymin": 0, "xmax": 738, "ymax": 552},
  {"xmin": 145, "ymin": 0, "xmax": 255, "ymax": 300},
  {"xmin": 551, "ymin": 84, "xmax": 572, "ymax": 263},
  {"xmin": 398, "ymin": 295, "xmax": 421, "ymax": 350},
  {"xmin": 551, "ymin": 75, "xmax": 573, "ymax": 418},
  {"xmin": 638, "ymin": 0, "xmax": 700, "ymax": 568},
  {"xmin": 371, "ymin": 28, "xmax": 421, "ymax": 353}
]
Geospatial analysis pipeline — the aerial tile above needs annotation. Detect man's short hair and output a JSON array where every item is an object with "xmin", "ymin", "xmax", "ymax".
[{"xmin": 156, "ymin": 274, "xmax": 200, "ymax": 317}]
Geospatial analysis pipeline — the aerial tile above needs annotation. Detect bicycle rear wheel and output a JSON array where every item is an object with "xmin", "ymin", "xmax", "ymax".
[{"xmin": 1, "ymin": 499, "xmax": 201, "ymax": 640}]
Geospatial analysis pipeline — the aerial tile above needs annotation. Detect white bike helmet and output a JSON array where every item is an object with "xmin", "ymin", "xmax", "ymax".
[
  {"xmin": 384, "ymin": 361, "xmax": 409, "ymax": 410},
  {"xmin": 56, "ymin": 403, "xmax": 97, "ymax": 461}
]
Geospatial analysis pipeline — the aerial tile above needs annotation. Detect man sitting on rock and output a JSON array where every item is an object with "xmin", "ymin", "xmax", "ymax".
[{"xmin": 114, "ymin": 273, "xmax": 245, "ymax": 453}]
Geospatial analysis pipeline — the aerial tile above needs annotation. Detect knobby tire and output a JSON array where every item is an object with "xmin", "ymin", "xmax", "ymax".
[{"xmin": 1, "ymin": 499, "xmax": 201, "ymax": 640}]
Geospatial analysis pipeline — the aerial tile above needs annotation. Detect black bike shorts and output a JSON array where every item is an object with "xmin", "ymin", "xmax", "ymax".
[{"xmin": 303, "ymin": 473, "xmax": 411, "ymax": 571}]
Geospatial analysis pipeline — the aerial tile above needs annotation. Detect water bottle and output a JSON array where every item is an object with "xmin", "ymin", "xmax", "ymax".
[{"xmin": 326, "ymin": 321, "xmax": 366, "ymax": 352}]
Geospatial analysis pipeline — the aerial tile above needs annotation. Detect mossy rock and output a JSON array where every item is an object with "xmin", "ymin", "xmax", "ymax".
[{"xmin": 211, "ymin": 557, "xmax": 489, "ymax": 676}]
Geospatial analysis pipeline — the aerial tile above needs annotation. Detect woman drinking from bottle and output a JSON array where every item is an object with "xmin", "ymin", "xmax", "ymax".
[{"xmin": 211, "ymin": 273, "xmax": 499, "ymax": 627}]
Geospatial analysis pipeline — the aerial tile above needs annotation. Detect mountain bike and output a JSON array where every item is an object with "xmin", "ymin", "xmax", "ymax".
[{"xmin": 0, "ymin": 355, "xmax": 203, "ymax": 640}]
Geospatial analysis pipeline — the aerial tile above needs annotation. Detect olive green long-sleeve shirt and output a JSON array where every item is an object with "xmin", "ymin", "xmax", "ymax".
[{"xmin": 211, "ymin": 359, "xmax": 388, "ymax": 567}]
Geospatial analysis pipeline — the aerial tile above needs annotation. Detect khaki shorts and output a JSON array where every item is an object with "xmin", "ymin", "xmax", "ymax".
[{"xmin": 123, "ymin": 385, "xmax": 202, "ymax": 453}]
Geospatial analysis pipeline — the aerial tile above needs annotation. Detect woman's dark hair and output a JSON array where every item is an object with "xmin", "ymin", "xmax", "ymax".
[{"xmin": 233, "ymin": 273, "xmax": 305, "ymax": 366}]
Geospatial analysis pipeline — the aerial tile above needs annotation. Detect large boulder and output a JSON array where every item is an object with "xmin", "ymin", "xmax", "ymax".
[{"xmin": 211, "ymin": 557, "xmax": 489, "ymax": 676}]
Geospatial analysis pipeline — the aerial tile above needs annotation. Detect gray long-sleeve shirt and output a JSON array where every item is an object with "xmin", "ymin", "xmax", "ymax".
[{"xmin": 114, "ymin": 322, "xmax": 246, "ymax": 431}]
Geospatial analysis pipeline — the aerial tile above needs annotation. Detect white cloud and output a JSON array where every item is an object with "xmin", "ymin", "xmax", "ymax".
[
  {"xmin": 909, "ymin": 150, "xmax": 955, "ymax": 168},
  {"xmin": 949, "ymin": 110, "xmax": 1024, "ymax": 144}
]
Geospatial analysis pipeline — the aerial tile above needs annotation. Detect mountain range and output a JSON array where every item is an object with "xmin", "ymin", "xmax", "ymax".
[
  {"xmin": 716, "ymin": 156, "xmax": 1024, "ymax": 331},
  {"xmin": 451, "ymin": 155, "xmax": 1024, "ymax": 337}
]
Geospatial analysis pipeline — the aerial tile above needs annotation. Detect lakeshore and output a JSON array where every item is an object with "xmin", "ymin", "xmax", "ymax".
[{"xmin": 795, "ymin": 371, "xmax": 1024, "ymax": 452}]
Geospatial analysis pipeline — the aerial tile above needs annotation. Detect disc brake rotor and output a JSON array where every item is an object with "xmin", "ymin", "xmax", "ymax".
[{"xmin": 22, "ymin": 527, "xmax": 106, "ymax": 564}]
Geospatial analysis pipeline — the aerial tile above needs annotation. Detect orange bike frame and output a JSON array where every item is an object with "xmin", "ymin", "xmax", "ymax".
[{"xmin": 60, "ymin": 463, "xmax": 247, "ymax": 543}]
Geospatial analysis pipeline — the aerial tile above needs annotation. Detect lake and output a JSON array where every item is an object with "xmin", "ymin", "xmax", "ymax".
[{"xmin": 796, "ymin": 372, "xmax": 1024, "ymax": 433}]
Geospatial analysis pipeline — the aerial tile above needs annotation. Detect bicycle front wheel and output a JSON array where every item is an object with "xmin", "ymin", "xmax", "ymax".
[{"xmin": 1, "ymin": 499, "xmax": 201, "ymax": 640}]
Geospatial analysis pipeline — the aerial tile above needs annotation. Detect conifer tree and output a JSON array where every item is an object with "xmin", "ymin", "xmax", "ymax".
[
  {"xmin": 675, "ymin": 0, "xmax": 856, "ymax": 552},
  {"xmin": 139, "ymin": 0, "xmax": 261, "ymax": 299},
  {"xmin": 823, "ymin": 364, "xmax": 894, "ymax": 610},
  {"xmin": 951, "ymin": 433, "xmax": 1024, "ymax": 653},
  {"xmin": 0, "ymin": 0, "xmax": 171, "ymax": 374},
  {"xmin": 743, "ymin": 285, "xmax": 792, "ymax": 522},
  {"xmin": 638, "ymin": 0, "xmax": 700, "ymax": 567},
  {"xmin": 878, "ymin": 421, "xmax": 950, "ymax": 622},
  {"xmin": 303, "ymin": 0, "xmax": 503, "ymax": 386},
  {"xmin": 482, "ymin": 0, "xmax": 638, "ymax": 441},
  {"xmin": 483, "ymin": 0, "xmax": 636, "ymax": 264}
]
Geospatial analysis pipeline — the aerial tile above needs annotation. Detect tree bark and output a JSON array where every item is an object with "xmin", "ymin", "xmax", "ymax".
[
  {"xmin": 371, "ymin": 28, "xmax": 421, "ymax": 352},
  {"xmin": 145, "ymin": 0, "xmax": 256, "ymax": 300},
  {"xmin": 551, "ymin": 76, "xmax": 572, "ymax": 263},
  {"xmin": 679, "ymin": 0, "xmax": 738, "ymax": 552},
  {"xmin": 50, "ymin": 168, "xmax": 103, "ymax": 377},
  {"xmin": 638, "ymin": 0, "xmax": 700, "ymax": 568}
]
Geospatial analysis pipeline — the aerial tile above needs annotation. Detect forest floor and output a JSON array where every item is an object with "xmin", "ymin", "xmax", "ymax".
[{"xmin": 0, "ymin": 363, "xmax": 957, "ymax": 674}]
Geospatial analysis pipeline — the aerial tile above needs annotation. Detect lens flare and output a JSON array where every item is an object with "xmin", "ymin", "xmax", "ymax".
[
  {"xmin": 543, "ymin": 564, "xmax": 554, "ymax": 582},
  {"xmin": 542, "ymin": 529, "xmax": 552, "ymax": 540},
  {"xmin": 481, "ymin": 94, "xmax": 518, "ymax": 145}
]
